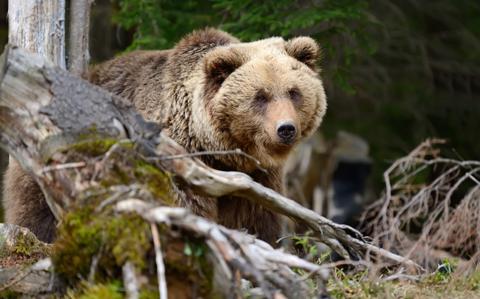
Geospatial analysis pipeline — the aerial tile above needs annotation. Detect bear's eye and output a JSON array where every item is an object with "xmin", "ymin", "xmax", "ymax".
[
  {"xmin": 254, "ymin": 90, "xmax": 269, "ymax": 104},
  {"xmin": 288, "ymin": 88, "xmax": 302, "ymax": 103}
]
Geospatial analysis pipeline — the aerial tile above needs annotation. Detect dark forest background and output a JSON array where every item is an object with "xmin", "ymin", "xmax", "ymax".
[{"xmin": 0, "ymin": 0, "xmax": 479, "ymax": 215}]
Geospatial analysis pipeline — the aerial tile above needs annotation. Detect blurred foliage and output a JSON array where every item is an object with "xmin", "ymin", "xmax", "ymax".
[
  {"xmin": 113, "ymin": 0, "xmax": 480, "ymax": 191},
  {"xmin": 114, "ymin": 0, "xmax": 371, "ymax": 90}
]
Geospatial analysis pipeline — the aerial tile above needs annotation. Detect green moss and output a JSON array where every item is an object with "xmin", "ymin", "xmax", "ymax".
[
  {"xmin": 65, "ymin": 281, "xmax": 123, "ymax": 299},
  {"xmin": 53, "ymin": 206, "xmax": 151, "ymax": 283},
  {"xmin": 42, "ymin": 135, "xmax": 124, "ymax": 163},
  {"xmin": 69, "ymin": 138, "xmax": 119, "ymax": 157},
  {"xmin": 11, "ymin": 231, "xmax": 51, "ymax": 257},
  {"xmin": 54, "ymin": 206, "xmax": 215, "ymax": 297},
  {"xmin": 0, "ymin": 290, "xmax": 21, "ymax": 299},
  {"xmin": 0, "ymin": 227, "xmax": 51, "ymax": 258},
  {"xmin": 53, "ymin": 207, "xmax": 103, "ymax": 279},
  {"xmin": 96, "ymin": 154, "xmax": 174, "ymax": 206},
  {"xmin": 111, "ymin": 216, "xmax": 151, "ymax": 269},
  {"xmin": 49, "ymin": 135, "xmax": 175, "ymax": 206},
  {"xmin": 66, "ymin": 281, "xmax": 161, "ymax": 299},
  {"xmin": 139, "ymin": 289, "xmax": 160, "ymax": 299},
  {"xmin": 48, "ymin": 136, "xmax": 213, "ymax": 295},
  {"xmin": 134, "ymin": 161, "xmax": 174, "ymax": 205}
]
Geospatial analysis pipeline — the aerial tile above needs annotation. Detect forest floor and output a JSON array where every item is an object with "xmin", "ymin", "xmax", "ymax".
[
  {"xmin": 1, "ymin": 235, "xmax": 480, "ymax": 298},
  {"xmin": 327, "ymin": 269, "xmax": 480, "ymax": 299}
]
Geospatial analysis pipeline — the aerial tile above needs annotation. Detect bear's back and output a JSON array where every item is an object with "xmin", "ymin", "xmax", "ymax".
[{"xmin": 88, "ymin": 50, "xmax": 171, "ymax": 120}]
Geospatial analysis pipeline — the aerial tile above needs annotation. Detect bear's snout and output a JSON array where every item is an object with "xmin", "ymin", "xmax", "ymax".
[{"xmin": 276, "ymin": 121, "xmax": 297, "ymax": 144}]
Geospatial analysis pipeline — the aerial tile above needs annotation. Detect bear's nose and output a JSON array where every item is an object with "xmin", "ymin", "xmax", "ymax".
[{"xmin": 276, "ymin": 122, "xmax": 297, "ymax": 144}]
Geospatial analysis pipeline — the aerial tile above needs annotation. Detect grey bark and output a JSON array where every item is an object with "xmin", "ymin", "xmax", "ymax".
[
  {"xmin": 68, "ymin": 0, "xmax": 92, "ymax": 75},
  {"xmin": 6, "ymin": 0, "xmax": 67, "ymax": 221},
  {"xmin": 0, "ymin": 46, "xmax": 160, "ymax": 216},
  {"xmin": 0, "ymin": 258, "xmax": 55, "ymax": 294},
  {"xmin": 8, "ymin": 0, "xmax": 66, "ymax": 68}
]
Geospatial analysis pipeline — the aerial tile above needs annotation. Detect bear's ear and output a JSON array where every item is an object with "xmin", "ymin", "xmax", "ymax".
[
  {"xmin": 285, "ymin": 37, "xmax": 320, "ymax": 70},
  {"xmin": 204, "ymin": 48, "xmax": 243, "ymax": 86}
]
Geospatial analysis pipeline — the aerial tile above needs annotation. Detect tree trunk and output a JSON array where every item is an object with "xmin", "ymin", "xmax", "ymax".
[
  {"xmin": 6, "ymin": 0, "xmax": 67, "ymax": 225},
  {"xmin": 8, "ymin": 0, "xmax": 66, "ymax": 68},
  {"xmin": 68, "ymin": 0, "xmax": 92, "ymax": 76}
]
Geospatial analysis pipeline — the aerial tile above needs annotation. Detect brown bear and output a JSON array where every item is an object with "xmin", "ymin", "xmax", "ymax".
[{"xmin": 3, "ymin": 28, "xmax": 327, "ymax": 244}]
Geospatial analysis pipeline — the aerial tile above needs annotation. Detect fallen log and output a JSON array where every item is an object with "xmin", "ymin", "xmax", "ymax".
[{"xmin": 0, "ymin": 46, "xmax": 421, "ymax": 296}]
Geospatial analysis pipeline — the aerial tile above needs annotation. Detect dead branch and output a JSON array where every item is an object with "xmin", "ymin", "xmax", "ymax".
[
  {"xmin": 151, "ymin": 223, "xmax": 167, "ymax": 299},
  {"xmin": 362, "ymin": 139, "xmax": 480, "ymax": 270},
  {"xmin": 122, "ymin": 261, "xmax": 139, "ymax": 299},
  {"xmin": 154, "ymin": 133, "xmax": 420, "ymax": 268},
  {"xmin": 116, "ymin": 199, "xmax": 329, "ymax": 298}
]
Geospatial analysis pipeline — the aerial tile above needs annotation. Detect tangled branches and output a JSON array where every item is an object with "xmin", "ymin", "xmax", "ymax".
[
  {"xmin": 116, "ymin": 199, "xmax": 329, "ymax": 298},
  {"xmin": 362, "ymin": 139, "xmax": 480, "ymax": 271}
]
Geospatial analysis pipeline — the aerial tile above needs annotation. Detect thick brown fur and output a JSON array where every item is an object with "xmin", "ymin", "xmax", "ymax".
[
  {"xmin": 3, "ymin": 159, "xmax": 56, "ymax": 242},
  {"xmin": 3, "ymin": 28, "xmax": 327, "ymax": 245}
]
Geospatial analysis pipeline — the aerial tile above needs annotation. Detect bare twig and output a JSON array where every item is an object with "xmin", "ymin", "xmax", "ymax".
[
  {"xmin": 91, "ymin": 139, "xmax": 132, "ymax": 182},
  {"xmin": 41, "ymin": 161, "xmax": 86, "ymax": 174},
  {"xmin": 362, "ymin": 139, "xmax": 480, "ymax": 270},
  {"xmin": 88, "ymin": 251, "xmax": 101, "ymax": 283},
  {"xmin": 151, "ymin": 223, "xmax": 167, "ymax": 299},
  {"xmin": 123, "ymin": 262, "xmax": 139, "ymax": 299}
]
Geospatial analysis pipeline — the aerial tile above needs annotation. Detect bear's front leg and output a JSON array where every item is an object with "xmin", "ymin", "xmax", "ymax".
[
  {"xmin": 3, "ymin": 159, "xmax": 57, "ymax": 242},
  {"xmin": 217, "ymin": 168, "xmax": 283, "ymax": 245}
]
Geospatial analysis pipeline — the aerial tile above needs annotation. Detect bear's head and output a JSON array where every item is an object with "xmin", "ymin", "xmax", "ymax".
[{"xmin": 199, "ymin": 36, "xmax": 327, "ymax": 171}]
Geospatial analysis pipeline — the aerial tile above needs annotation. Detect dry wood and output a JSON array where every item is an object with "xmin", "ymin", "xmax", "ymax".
[
  {"xmin": 154, "ymin": 133, "xmax": 421, "ymax": 268},
  {"xmin": 122, "ymin": 261, "xmax": 139, "ymax": 299},
  {"xmin": 116, "ymin": 199, "xmax": 328, "ymax": 298},
  {"xmin": 8, "ymin": 0, "xmax": 66, "ymax": 69},
  {"xmin": 151, "ymin": 223, "xmax": 167, "ymax": 299},
  {"xmin": 68, "ymin": 0, "xmax": 92, "ymax": 75},
  {"xmin": 7, "ymin": 0, "xmax": 67, "ymax": 222},
  {"xmin": 362, "ymin": 139, "xmax": 480, "ymax": 270}
]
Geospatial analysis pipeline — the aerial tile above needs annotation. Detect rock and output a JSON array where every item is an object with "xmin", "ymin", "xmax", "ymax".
[
  {"xmin": 0, "ymin": 224, "xmax": 57, "ymax": 296},
  {"xmin": 0, "ymin": 223, "xmax": 51, "ymax": 258}
]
